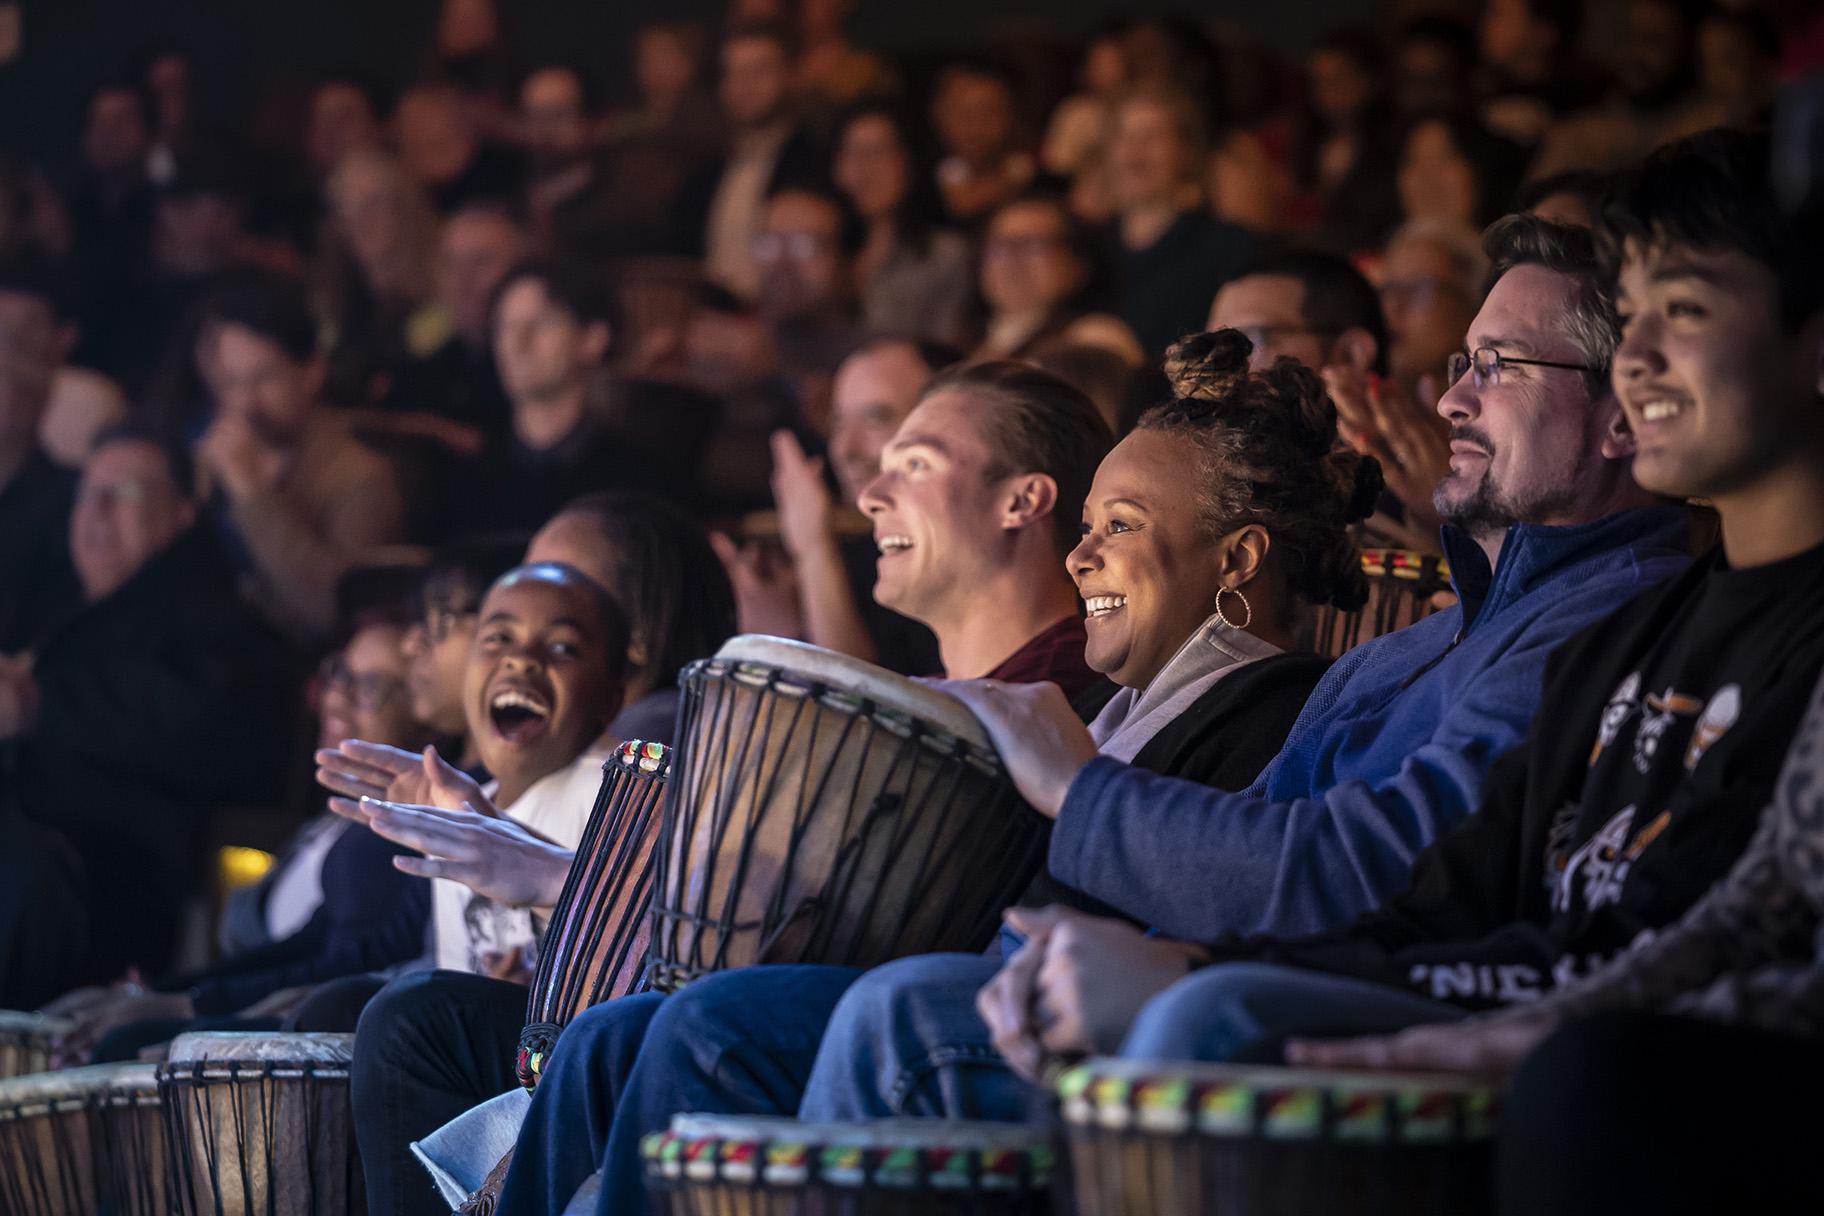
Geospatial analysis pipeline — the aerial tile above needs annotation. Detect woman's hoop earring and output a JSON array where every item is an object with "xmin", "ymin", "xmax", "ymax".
[{"xmin": 1215, "ymin": 586, "xmax": 1252, "ymax": 631}]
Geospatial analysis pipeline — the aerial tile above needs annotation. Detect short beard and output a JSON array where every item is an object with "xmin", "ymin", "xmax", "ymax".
[{"xmin": 1435, "ymin": 467, "xmax": 1581, "ymax": 542}]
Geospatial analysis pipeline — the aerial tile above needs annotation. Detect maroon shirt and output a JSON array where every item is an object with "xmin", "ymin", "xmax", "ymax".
[{"xmin": 984, "ymin": 615, "xmax": 1103, "ymax": 701}]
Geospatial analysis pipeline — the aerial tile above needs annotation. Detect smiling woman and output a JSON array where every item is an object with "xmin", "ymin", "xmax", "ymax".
[{"xmin": 1070, "ymin": 328, "xmax": 1383, "ymax": 780}]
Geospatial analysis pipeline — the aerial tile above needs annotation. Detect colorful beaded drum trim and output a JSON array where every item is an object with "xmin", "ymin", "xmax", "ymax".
[
  {"xmin": 1360, "ymin": 548, "xmax": 1451, "ymax": 584},
  {"xmin": 614, "ymin": 738, "xmax": 671, "ymax": 777},
  {"xmin": 1056, "ymin": 1061, "xmax": 1499, "ymax": 1145},
  {"xmin": 641, "ymin": 1121, "xmax": 1053, "ymax": 1192}
]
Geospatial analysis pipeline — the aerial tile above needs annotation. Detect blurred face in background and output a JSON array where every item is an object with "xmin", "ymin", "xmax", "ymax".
[
  {"xmin": 1398, "ymin": 120, "xmax": 1478, "ymax": 227},
  {"xmin": 981, "ymin": 200, "xmax": 1085, "ymax": 318},
  {"xmin": 71, "ymin": 439, "xmax": 196, "ymax": 602},
  {"xmin": 1306, "ymin": 48, "xmax": 1376, "ymax": 128},
  {"xmin": 319, "ymin": 623, "xmax": 420, "ymax": 750},
  {"xmin": 0, "ymin": 289, "xmax": 63, "ymax": 456},
  {"xmin": 754, "ymin": 190, "xmax": 847, "ymax": 322},
  {"xmin": 440, "ymin": 209, "xmax": 525, "ymax": 349},
  {"xmin": 326, "ymin": 155, "xmax": 416, "ymax": 288},
  {"xmin": 492, "ymin": 277, "xmax": 609, "ymax": 406},
  {"xmin": 637, "ymin": 26, "xmax": 701, "ymax": 108},
  {"xmin": 1107, "ymin": 97, "xmax": 1195, "ymax": 211},
  {"xmin": 521, "ymin": 67, "xmax": 592, "ymax": 169},
  {"xmin": 396, "ymin": 86, "xmax": 477, "ymax": 188},
  {"xmin": 404, "ymin": 584, "xmax": 482, "ymax": 738},
  {"xmin": 829, "ymin": 341, "xmax": 933, "ymax": 504},
  {"xmin": 202, "ymin": 322, "xmax": 321, "ymax": 447},
  {"xmin": 308, "ymin": 83, "xmax": 382, "ymax": 176},
  {"xmin": 933, "ymin": 71, "xmax": 1017, "ymax": 165},
  {"xmin": 1207, "ymin": 275, "xmax": 1331, "ymax": 372},
  {"xmin": 1380, "ymin": 231, "xmax": 1479, "ymax": 383},
  {"xmin": 83, "ymin": 88, "xmax": 149, "ymax": 176},
  {"xmin": 834, "ymin": 114, "xmax": 911, "ymax": 221},
  {"xmin": 719, "ymin": 35, "xmax": 792, "ymax": 130}
]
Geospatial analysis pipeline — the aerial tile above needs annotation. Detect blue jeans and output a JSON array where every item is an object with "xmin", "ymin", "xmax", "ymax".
[
  {"xmin": 798, "ymin": 957, "xmax": 1469, "ymax": 1123},
  {"xmin": 800, "ymin": 953, "xmax": 1029, "ymax": 1121},
  {"xmin": 495, "ymin": 967, "xmax": 866, "ymax": 1216}
]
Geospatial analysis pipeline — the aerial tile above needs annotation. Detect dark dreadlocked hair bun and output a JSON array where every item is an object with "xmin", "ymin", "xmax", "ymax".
[{"xmin": 1140, "ymin": 329, "xmax": 1382, "ymax": 612}]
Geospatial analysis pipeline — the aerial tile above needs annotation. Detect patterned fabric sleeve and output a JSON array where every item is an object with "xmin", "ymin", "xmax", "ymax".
[{"xmin": 1485, "ymin": 669, "xmax": 1824, "ymax": 1032}]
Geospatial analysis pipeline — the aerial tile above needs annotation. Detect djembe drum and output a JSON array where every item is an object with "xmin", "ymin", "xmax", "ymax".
[
  {"xmin": 159, "ymin": 1031, "xmax": 364, "ymax": 1216},
  {"xmin": 1309, "ymin": 549, "xmax": 1452, "ymax": 658},
  {"xmin": 0, "ymin": 1011, "xmax": 67, "ymax": 1080},
  {"xmin": 0, "ymin": 1063, "xmax": 111, "ymax": 1215},
  {"xmin": 92, "ymin": 1062, "xmax": 172, "ymax": 1215},
  {"xmin": 516, "ymin": 739, "xmax": 672, "ymax": 1091},
  {"xmin": 1057, "ymin": 1059, "xmax": 1499, "ymax": 1216},
  {"xmin": 648, "ymin": 637, "xmax": 1044, "ymax": 990},
  {"xmin": 642, "ymin": 1115, "xmax": 1054, "ymax": 1216}
]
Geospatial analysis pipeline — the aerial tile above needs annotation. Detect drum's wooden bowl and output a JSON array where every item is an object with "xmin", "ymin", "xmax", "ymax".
[
  {"xmin": 159, "ymin": 1033, "xmax": 364, "ymax": 1216},
  {"xmin": 1058, "ymin": 1059, "xmax": 1499, "ymax": 1216},
  {"xmin": 0, "ymin": 1064, "xmax": 118, "ymax": 1216},
  {"xmin": 651, "ymin": 643, "xmax": 1045, "ymax": 989},
  {"xmin": 92, "ymin": 1063, "xmax": 169, "ymax": 1216}
]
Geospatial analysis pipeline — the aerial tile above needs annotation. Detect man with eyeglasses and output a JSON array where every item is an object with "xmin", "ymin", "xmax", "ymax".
[
  {"xmin": 1, "ymin": 424, "xmax": 293, "ymax": 1004},
  {"xmin": 772, "ymin": 213, "xmax": 1698, "ymax": 1125},
  {"xmin": 752, "ymin": 182, "xmax": 863, "ymax": 431}
]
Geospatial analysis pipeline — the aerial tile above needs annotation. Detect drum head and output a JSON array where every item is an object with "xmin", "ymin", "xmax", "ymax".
[
  {"xmin": 711, "ymin": 636, "xmax": 993, "ymax": 752},
  {"xmin": 165, "ymin": 1031, "xmax": 355, "ymax": 1068},
  {"xmin": 0, "ymin": 1062, "xmax": 139, "ymax": 1112},
  {"xmin": 1058, "ymin": 1057, "xmax": 1501, "ymax": 1142}
]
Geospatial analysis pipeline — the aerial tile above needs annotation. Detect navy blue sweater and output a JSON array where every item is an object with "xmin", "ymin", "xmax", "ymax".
[{"xmin": 1047, "ymin": 507, "xmax": 1692, "ymax": 942}]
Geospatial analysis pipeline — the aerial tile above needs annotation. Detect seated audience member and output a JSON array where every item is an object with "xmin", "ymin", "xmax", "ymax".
[
  {"xmin": 775, "ymin": 210, "xmax": 1703, "ymax": 1128},
  {"xmin": 1395, "ymin": 113, "xmax": 1529, "ymax": 235},
  {"xmin": 306, "ymin": 71, "xmax": 391, "ymax": 183},
  {"xmin": 1377, "ymin": 220, "xmax": 1486, "ymax": 391},
  {"xmin": 193, "ymin": 270, "xmax": 406, "ymax": 638},
  {"xmin": 1205, "ymin": 249, "xmax": 1442, "ymax": 552},
  {"xmin": 351, "ymin": 362, "xmax": 1109, "ymax": 1216},
  {"xmin": 752, "ymin": 183, "xmax": 864, "ymax": 428},
  {"xmin": 452, "ymin": 259, "xmax": 714, "ymax": 531},
  {"xmin": 678, "ymin": 21, "xmax": 825, "ymax": 301},
  {"xmin": 1290, "ymin": 31, "xmax": 1402, "ymax": 254},
  {"xmin": 0, "ymin": 255, "xmax": 80, "ymax": 652},
  {"xmin": 792, "ymin": 0, "xmax": 893, "ymax": 106},
  {"xmin": 1040, "ymin": 26, "xmax": 1129, "ymax": 182},
  {"xmin": 40, "ymin": 365, "xmax": 130, "ymax": 469},
  {"xmin": 1103, "ymin": 86, "xmax": 1255, "ymax": 358},
  {"xmin": 367, "ymin": 200, "xmax": 526, "ymax": 469},
  {"xmin": 51, "ymin": 611, "xmax": 432, "ymax": 1062},
  {"xmin": 930, "ymin": 133, "xmax": 1824, "ymax": 1105},
  {"xmin": 929, "ymin": 60, "xmax": 1035, "ymax": 228},
  {"xmin": 717, "ymin": 336, "xmax": 952, "ymax": 674},
  {"xmin": 972, "ymin": 194, "xmax": 1142, "ymax": 366},
  {"xmin": 1476, "ymin": 0, "xmax": 1603, "ymax": 146},
  {"xmin": 325, "ymin": 494, "xmax": 735, "ymax": 1215},
  {"xmin": 404, "ymin": 536, "xmax": 527, "ymax": 774},
  {"xmin": 316, "ymin": 149, "xmax": 444, "ymax": 410},
  {"xmin": 393, "ymin": 82, "xmax": 525, "ymax": 214},
  {"xmin": 3, "ymin": 425, "xmax": 294, "ymax": 999},
  {"xmin": 831, "ymin": 100, "xmax": 974, "ymax": 346}
]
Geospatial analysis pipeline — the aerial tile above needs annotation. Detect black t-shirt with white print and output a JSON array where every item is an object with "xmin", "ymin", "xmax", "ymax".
[{"xmin": 1234, "ymin": 538, "xmax": 1824, "ymax": 1011}]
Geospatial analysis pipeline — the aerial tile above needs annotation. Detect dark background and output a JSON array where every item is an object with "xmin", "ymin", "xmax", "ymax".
[{"xmin": 0, "ymin": 0, "xmax": 1377, "ymax": 168}]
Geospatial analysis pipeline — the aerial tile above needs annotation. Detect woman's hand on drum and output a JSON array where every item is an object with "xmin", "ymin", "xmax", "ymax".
[
  {"xmin": 315, "ymin": 741, "xmax": 495, "ymax": 815},
  {"xmin": 327, "ymin": 796, "xmax": 573, "ymax": 910},
  {"xmin": 922, "ymin": 680, "xmax": 1098, "ymax": 818},
  {"xmin": 1285, "ymin": 1009, "xmax": 1560, "ymax": 1076},
  {"xmin": 978, "ymin": 907, "xmax": 1207, "ymax": 1082}
]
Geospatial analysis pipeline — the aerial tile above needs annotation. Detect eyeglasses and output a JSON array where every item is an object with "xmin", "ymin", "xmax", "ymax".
[
  {"xmin": 983, "ymin": 234, "xmax": 1066, "ymax": 261},
  {"xmin": 317, "ymin": 656, "xmax": 407, "ymax": 712},
  {"xmin": 421, "ymin": 603, "xmax": 478, "ymax": 645},
  {"xmin": 1447, "ymin": 346, "xmax": 1596, "ymax": 390}
]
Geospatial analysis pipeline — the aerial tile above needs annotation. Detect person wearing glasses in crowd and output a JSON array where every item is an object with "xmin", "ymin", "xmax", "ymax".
[
  {"xmin": 1, "ymin": 423, "xmax": 296, "ymax": 1008},
  {"xmin": 401, "ymin": 536, "xmax": 527, "ymax": 777},
  {"xmin": 970, "ymin": 193, "xmax": 1142, "ymax": 366},
  {"xmin": 46, "ymin": 605, "xmax": 432, "ymax": 1063}
]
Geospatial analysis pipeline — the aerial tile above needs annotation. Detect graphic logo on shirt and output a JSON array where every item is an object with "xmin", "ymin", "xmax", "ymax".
[
  {"xmin": 1551, "ymin": 804, "xmax": 1671, "ymax": 914},
  {"xmin": 1589, "ymin": 671, "xmax": 1642, "ymax": 766},
  {"xmin": 1633, "ymin": 687, "xmax": 1705, "ymax": 775},
  {"xmin": 1683, "ymin": 683, "xmax": 1742, "ymax": 772}
]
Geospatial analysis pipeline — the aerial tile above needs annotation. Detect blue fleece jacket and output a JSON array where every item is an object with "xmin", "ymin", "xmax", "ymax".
[{"xmin": 1047, "ymin": 506, "xmax": 1691, "ymax": 944}]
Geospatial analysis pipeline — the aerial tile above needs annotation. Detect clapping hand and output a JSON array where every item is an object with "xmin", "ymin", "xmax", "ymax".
[
  {"xmin": 326, "ymin": 796, "xmax": 573, "ymax": 910},
  {"xmin": 314, "ymin": 741, "xmax": 493, "ymax": 815},
  {"xmin": 1323, "ymin": 369, "xmax": 1449, "ymax": 538}
]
